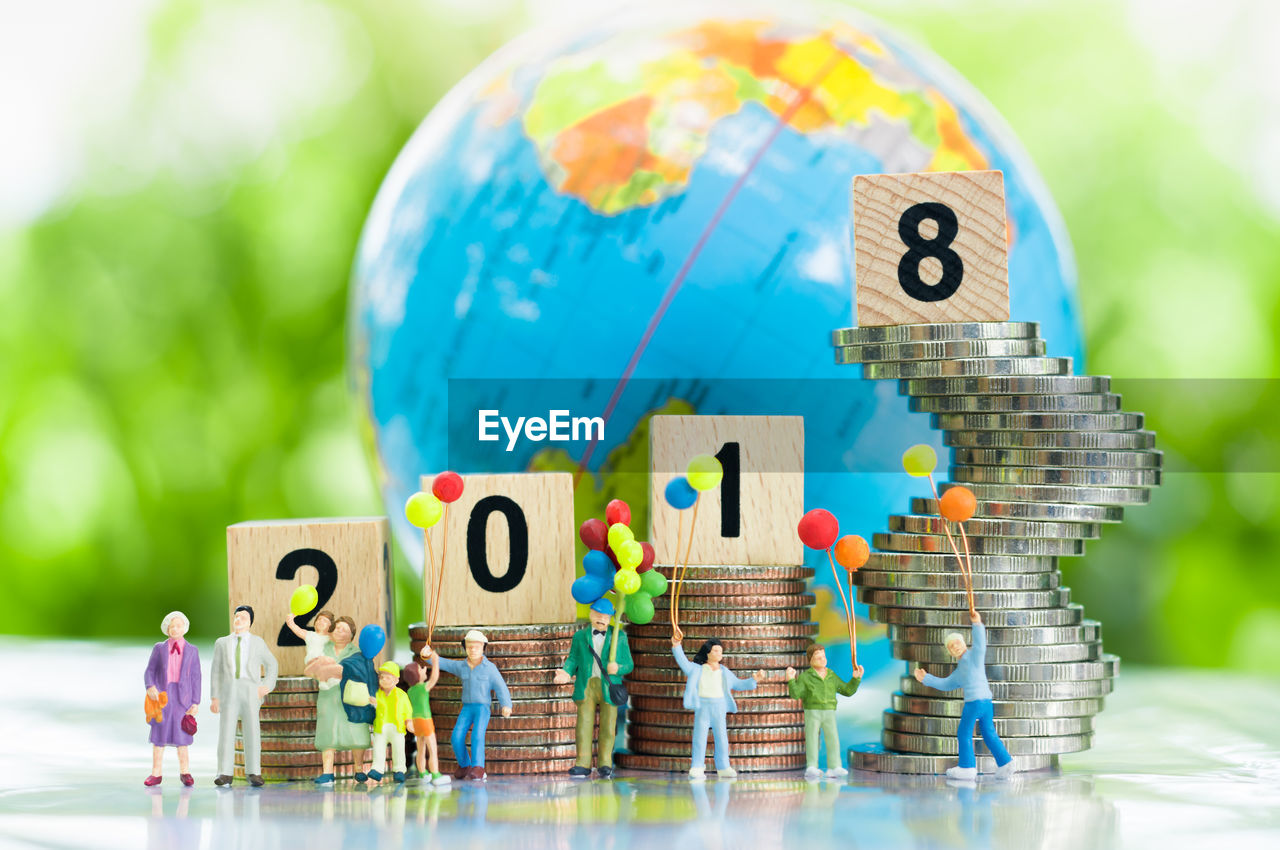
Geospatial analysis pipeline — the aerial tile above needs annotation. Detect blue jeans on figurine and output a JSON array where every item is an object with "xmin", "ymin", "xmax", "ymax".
[
  {"xmin": 957, "ymin": 699, "xmax": 1011, "ymax": 770},
  {"xmin": 692, "ymin": 697, "xmax": 730, "ymax": 773},
  {"xmin": 452, "ymin": 703, "xmax": 490, "ymax": 772}
]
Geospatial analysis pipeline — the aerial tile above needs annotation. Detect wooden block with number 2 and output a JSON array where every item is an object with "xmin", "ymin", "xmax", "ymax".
[{"xmin": 852, "ymin": 170, "xmax": 1010, "ymax": 326}]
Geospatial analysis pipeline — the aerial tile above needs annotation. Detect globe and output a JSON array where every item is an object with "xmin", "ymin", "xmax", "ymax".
[{"xmin": 349, "ymin": 2, "xmax": 1081, "ymax": 677}]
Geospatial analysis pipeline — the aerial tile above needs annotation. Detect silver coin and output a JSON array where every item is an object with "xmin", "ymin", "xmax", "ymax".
[
  {"xmin": 849, "ymin": 743, "xmax": 1056, "ymax": 774},
  {"xmin": 894, "ymin": 640, "xmax": 1102, "ymax": 664},
  {"xmin": 900, "ymin": 376, "xmax": 1110, "ymax": 396},
  {"xmin": 951, "ymin": 465, "xmax": 1161, "ymax": 488},
  {"xmin": 834, "ymin": 338, "xmax": 1045, "ymax": 364},
  {"xmin": 883, "ymin": 729, "xmax": 1093, "ymax": 756},
  {"xmin": 870, "ymin": 604, "xmax": 1084, "ymax": 628},
  {"xmin": 866, "ymin": 552, "xmax": 1058, "ymax": 573},
  {"xmin": 955, "ymin": 447, "xmax": 1164, "ymax": 469},
  {"xmin": 888, "ymin": 622, "xmax": 1101, "ymax": 646},
  {"xmin": 945, "ymin": 481, "xmax": 1152, "ymax": 506},
  {"xmin": 852, "ymin": 569, "xmax": 1059, "ymax": 592},
  {"xmin": 911, "ymin": 497, "xmax": 1123, "ymax": 525},
  {"xmin": 882, "ymin": 710, "xmax": 1094, "ymax": 737},
  {"xmin": 873, "ymin": 532, "xmax": 1085, "ymax": 556},
  {"xmin": 917, "ymin": 654, "xmax": 1120, "ymax": 683},
  {"xmin": 900, "ymin": 675, "xmax": 1113, "ymax": 700},
  {"xmin": 831, "ymin": 322, "xmax": 1039, "ymax": 345},
  {"xmin": 933, "ymin": 411, "xmax": 1143, "ymax": 431},
  {"xmin": 889, "ymin": 514, "xmax": 1101, "ymax": 540},
  {"xmin": 891, "ymin": 693, "xmax": 1105, "ymax": 719},
  {"xmin": 863, "ymin": 357, "xmax": 1074, "ymax": 379},
  {"xmin": 857, "ymin": 586, "xmax": 1072, "ymax": 610},
  {"xmin": 945, "ymin": 429, "xmax": 1157, "ymax": 450},
  {"xmin": 910, "ymin": 394, "xmax": 1120, "ymax": 413}
]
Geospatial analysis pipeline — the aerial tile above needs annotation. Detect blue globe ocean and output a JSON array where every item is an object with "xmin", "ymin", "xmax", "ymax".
[{"xmin": 350, "ymin": 4, "xmax": 1081, "ymax": 677}]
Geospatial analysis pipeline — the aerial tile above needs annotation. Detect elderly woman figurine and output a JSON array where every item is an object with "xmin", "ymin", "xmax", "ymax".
[
  {"xmin": 303, "ymin": 614, "xmax": 372, "ymax": 784},
  {"xmin": 670, "ymin": 633, "xmax": 765, "ymax": 780},
  {"xmin": 143, "ymin": 611, "xmax": 201, "ymax": 786}
]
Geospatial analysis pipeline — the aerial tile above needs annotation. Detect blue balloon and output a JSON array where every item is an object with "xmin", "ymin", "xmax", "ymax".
[
  {"xmin": 583, "ymin": 550, "xmax": 613, "ymax": 579},
  {"xmin": 359, "ymin": 624, "xmax": 386, "ymax": 659},
  {"xmin": 571, "ymin": 574, "xmax": 608, "ymax": 605},
  {"xmin": 664, "ymin": 477, "xmax": 698, "ymax": 510}
]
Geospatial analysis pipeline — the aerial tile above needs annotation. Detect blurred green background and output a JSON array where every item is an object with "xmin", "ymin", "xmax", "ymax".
[{"xmin": 3, "ymin": 0, "xmax": 1277, "ymax": 669}]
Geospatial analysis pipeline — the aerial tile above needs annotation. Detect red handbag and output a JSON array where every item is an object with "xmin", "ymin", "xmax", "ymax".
[{"xmin": 181, "ymin": 714, "xmax": 198, "ymax": 736}]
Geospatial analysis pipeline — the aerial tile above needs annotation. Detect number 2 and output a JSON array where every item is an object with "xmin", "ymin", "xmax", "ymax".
[
  {"xmin": 897, "ymin": 201, "xmax": 963, "ymax": 302},
  {"xmin": 276, "ymin": 549, "xmax": 338, "ymax": 647}
]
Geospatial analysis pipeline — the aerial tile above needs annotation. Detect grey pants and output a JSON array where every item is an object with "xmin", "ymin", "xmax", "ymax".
[{"xmin": 218, "ymin": 679, "xmax": 261, "ymax": 776}]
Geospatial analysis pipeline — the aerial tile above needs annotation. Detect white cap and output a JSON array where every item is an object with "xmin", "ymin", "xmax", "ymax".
[
  {"xmin": 463, "ymin": 629, "xmax": 488, "ymax": 644},
  {"xmin": 161, "ymin": 611, "xmax": 189, "ymax": 636}
]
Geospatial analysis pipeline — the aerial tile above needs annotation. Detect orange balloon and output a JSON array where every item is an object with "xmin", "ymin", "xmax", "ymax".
[
  {"xmin": 834, "ymin": 535, "xmax": 870, "ymax": 571},
  {"xmin": 940, "ymin": 486, "xmax": 977, "ymax": 523}
]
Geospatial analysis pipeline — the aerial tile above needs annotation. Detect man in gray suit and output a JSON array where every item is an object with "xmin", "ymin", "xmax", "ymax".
[{"xmin": 211, "ymin": 605, "xmax": 278, "ymax": 786}]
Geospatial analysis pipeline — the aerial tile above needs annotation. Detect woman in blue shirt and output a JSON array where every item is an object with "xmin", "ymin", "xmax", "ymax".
[{"xmin": 671, "ymin": 634, "xmax": 764, "ymax": 780}]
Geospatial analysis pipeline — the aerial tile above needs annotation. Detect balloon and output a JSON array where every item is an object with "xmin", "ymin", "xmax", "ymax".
[
  {"xmin": 639, "ymin": 568, "xmax": 667, "ymax": 597},
  {"xmin": 940, "ymin": 486, "xmax": 978, "ymax": 523},
  {"xmin": 432, "ymin": 471, "xmax": 465, "ymax": 503},
  {"xmin": 289, "ymin": 585, "xmax": 318, "ymax": 617},
  {"xmin": 579, "ymin": 518, "xmax": 608, "ymax": 551},
  {"xmin": 637, "ymin": 541, "xmax": 656, "ymax": 573},
  {"xmin": 605, "ymin": 545, "xmax": 621, "ymax": 570},
  {"xmin": 605, "ymin": 499, "xmax": 631, "ymax": 527},
  {"xmin": 572, "ymin": 574, "xmax": 608, "ymax": 605},
  {"xmin": 664, "ymin": 476, "xmax": 698, "ymax": 510},
  {"xmin": 359, "ymin": 624, "xmax": 386, "ymax": 659},
  {"xmin": 902, "ymin": 444, "xmax": 938, "ymax": 478},
  {"xmin": 404, "ymin": 491, "xmax": 443, "ymax": 528},
  {"xmin": 686, "ymin": 454, "xmax": 724, "ymax": 491},
  {"xmin": 617, "ymin": 539, "xmax": 643, "ymax": 570},
  {"xmin": 797, "ymin": 509, "xmax": 839, "ymax": 550},
  {"xmin": 625, "ymin": 592, "xmax": 655, "ymax": 625},
  {"xmin": 834, "ymin": 535, "xmax": 870, "ymax": 571},
  {"xmin": 607, "ymin": 522, "xmax": 634, "ymax": 552},
  {"xmin": 583, "ymin": 550, "xmax": 614, "ymax": 579},
  {"xmin": 614, "ymin": 569, "xmax": 641, "ymax": 595}
]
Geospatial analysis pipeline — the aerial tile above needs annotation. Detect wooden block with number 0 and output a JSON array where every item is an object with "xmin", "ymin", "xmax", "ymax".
[
  {"xmin": 852, "ymin": 170, "xmax": 1010, "ymax": 326},
  {"xmin": 226, "ymin": 517, "xmax": 393, "ymax": 677},
  {"xmin": 422, "ymin": 473, "xmax": 575, "ymax": 627},
  {"xmin": 650, "ymin": 415, "xmax": 803, "ymax": 567}
]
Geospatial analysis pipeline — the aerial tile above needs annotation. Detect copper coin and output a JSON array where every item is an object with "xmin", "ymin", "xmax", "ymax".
[
  {"xmin": 258, "ymin": 706, "xmax": 317, "ymax": 722},
  {"xmin": 629, "ymin": 637, "xmax": 815, "ymax": 655},
  {"xmin": 631, "ymin": 740, "xmax": 807, "ymax": 757},
  {"xmin": 445, "ymin": 668, "xmax": 565, "ymax": 686},
  {"xmin": 625, "ymin": 680, "xmax": 793, "ymax": 699},
  {"xmin": 431, "ymin": 683, "xmax": 572, "ymax": 701},
  {"xmin": 429, "ymin": 728, "xmax": 576, "ymax": 746},
  {"xmin": 667, "ymin": 580, "xmax": 809, "ymax": 597},
  {"xmin": 629, "ymin": 623, "xmax": 818, "ymax": 640},
  {"xmin": 630, "ymin": 725, "xmax": 805, "ymax": 744},
  {"xmin": 415, "ymin": 638, "xmax": 574, "ymax": 658},
  {"xmin": 235, "ymin": 751, "xmax": 355, "ymax": 768},
  {"xmin": 432, "ymin": 713, "xmax": 577, "ymax": 731},
  {"xmin": 431, "ymin": 653, "xmax": 566, "ymax": 671},
  {"xmin": 663, "ymin": 608, "xmax": 811, "ymax": 625},
  {"xmin": 432, "ymin": 699, "xmax": 578, "ymax": 718},
  {"xmin": 627, "ymin": 709, "xmax": 805, "ymax": 728},
  {"xmin": 445, "ymin": 744, "xmax": 577, "ymax": 761},
  {"xmin": 631, "ymin": 651, "xmax": 804, "ymax": 670},
  {"xmin": 614, "ymin": 753, "xmax": 806, "ymax": 772},
  {"xmin": 654, "ymin": 565, "xmax": 815, "ymax": 581},
  {"xmin": 272, "ymin": 676, "xmax": 321, "ymax": 693},
  {"xmin": 259, "ymin": 720, "xmax": 317, "ymax": 737},
  {"xmin": 409, "ymin": 623, "xmax": 577, "ymax": 641},
  {"xmin": 235, "ymin": 736, "xmax": 323, "ymax": 752},
  {"xmin": 439, "ymin": 758, "xmax": 579, "ymax": 775},
  {"xmin": 263, "ymin": 691, "xmax": 318, "ymax": 707},
  {"xmin": 654, "ymin": 593, "xmax": 815, "ymax": 611},
  {"xmin": 626, "ymin": 667, "xmax": 791, "ymax": 684},
  {"xmin": 233, "ymin": 765, "xmax": 358, "ymax": 781},
  {"xmin": 629, "ymin": 696, "xmax": 800, "ymax": 714}
]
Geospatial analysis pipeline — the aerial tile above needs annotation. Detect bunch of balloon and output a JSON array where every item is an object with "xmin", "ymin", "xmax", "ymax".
[
  {"xmin": 903, "ymin": 445, "xmax": 980, "ymax": 616},
  {"xmin": 663, "ymin": 454, "xmax": 724, "ymax": 638},
  {"xmin": 405, "ymin": 472, "xmax": 465, "ymax": 643},
  {"xmin": 797, "ymin": 509, "xmax": 870, "ymax": 664}
]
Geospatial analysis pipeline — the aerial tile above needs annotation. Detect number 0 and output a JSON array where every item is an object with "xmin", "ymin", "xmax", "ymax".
[{"xmin": 466, "ymin": 496, "xmax": 529, "ymax": 593}]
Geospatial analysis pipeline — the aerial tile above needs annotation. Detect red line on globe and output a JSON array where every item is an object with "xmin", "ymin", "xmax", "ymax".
[{"xmin": 573, "ymin": 51, "xmax": 847, "ymax": 489}]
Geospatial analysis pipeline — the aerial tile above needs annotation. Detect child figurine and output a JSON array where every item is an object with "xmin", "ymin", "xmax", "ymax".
[
  {"xmin": 143, "ymin": 611, "xmax": 201, "ymax": 787},
  {"xmin": 912, "ymin": 610, "xmax": 1017, "ymax": 781},
  {"xmin": 554, "ymin": 597, "xmax": 632, "ymax": 778},
  {"xmin": 406, "ymin": 646, "xmax": 449, "ymax": 785},
  {"xmin": 211, "ymin": 605, "xmax": 278, "ymax": 787},
  {"xmin": 368, "ymin": 662, "xmax": 413, "ymax": 783},
  {"xmin": 670, "ymin": 634, "xmax": 765, "ymax": 780},
  {"xmin": 786, "ymin": 644, "xmax": 862, "ymax": 779},
  {"xmin": 285, "ymin": 609, "xmax": 334, "ymax": 672},
  {"xmin": 434, "ymin": 630, "xmax": 512, "ymax": 781}
]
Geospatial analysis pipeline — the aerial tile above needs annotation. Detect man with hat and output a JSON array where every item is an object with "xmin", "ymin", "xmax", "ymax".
[
  {"xmin": 424, "ymin": 629, "xmax": 512, "ymax": 781},
  {"xmin": 210, "ymin": 604, "xmax": 278, "ymax": 787},
  {"xmin": 554, "ymin": 598, "xmax": 633, "ymax": 778},
  {"xmin": 367, "ymin": 661, "xmax": 413, "ymax": 783}
]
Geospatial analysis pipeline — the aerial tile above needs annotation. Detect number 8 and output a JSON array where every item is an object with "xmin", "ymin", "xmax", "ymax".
[{"xmin": 897, "ymin": 202, "xmax": 963, "ymax": 302}]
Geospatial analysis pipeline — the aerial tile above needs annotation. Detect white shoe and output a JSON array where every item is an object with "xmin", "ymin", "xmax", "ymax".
[
  {"xmin": 688, "ymin": 767, "xmax": 706, "ymax": 781},
  {"xmin": 995, "ymin": 760, "xmax": 1017, "ymax": 779},
  {"xmin": 804, "ymin": 766, "xmax": 823, "ymax": 780},
  {"xmin": 431, "ymin": 773, "xmax": 452, "ymax": 785},
  {"xmin": 717, "ymin": 767, "xmax": 737, "ymax": 778},
  {"xmin": 826, "ymin": 766, "xmax": 848, "ymax": 778},
  {"xmin": 945, "ymin": 766, "xmax": 977, "ymax": 781}
]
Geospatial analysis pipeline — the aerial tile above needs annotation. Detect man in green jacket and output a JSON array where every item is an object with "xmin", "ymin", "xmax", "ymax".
[
  {"xmin": 553, "ymin": 598, "xmax": 633, "ymax": 778},
  {"xmin": 787, "ymin": 644, "xmax": 863, "ymax": 779}
]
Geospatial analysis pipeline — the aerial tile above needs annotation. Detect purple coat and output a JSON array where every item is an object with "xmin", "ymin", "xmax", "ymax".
[{"xmin": 145, "ymin": 640, "xmax": 201, "ymax": 747}]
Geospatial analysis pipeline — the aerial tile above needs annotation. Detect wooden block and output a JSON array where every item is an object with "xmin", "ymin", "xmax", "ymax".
[
  {"xmin": 226, "ymin": 518, "xmax": 393, "ymax": 677},
  {"xmin": 649, "ymin": 416, "xmax": 804, "ymax": 567},
  {"xmin": 852, "ymin": 170, "xmax": 1009, "ymax": 326},
  {"xmin": 421, "ymin": 473, "xmax": 575, "ymax": 627}
]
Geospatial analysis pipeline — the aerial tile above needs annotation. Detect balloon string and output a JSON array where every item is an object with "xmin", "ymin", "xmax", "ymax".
[
  {"xmin": 927, "ymin": 474, "xmax": 970, "ymax": 600},
  {"xmin": 956, "ymin": 523, "xmax": 976, "ymax": 617},
  {"xmin": 429, "ymin": 503, "xmax": 449, "ymax": 645},
  {"xmin": 826, "ymin": 548, "xmax": 857, "ymax": 666},
  {"xmin": 609, "ymin": 595, "xmax": 624, "ymax": 666},
  {"xmin": 670, "ymin": 510, "xmax": 685, "ymax": 638},
  {"xmin": 423, "ymin": 527, "xmax": 437, "ymax": 629},
  {"xmin": 675, "ymin": 499, "xmax": 700, "ymax": 632}
]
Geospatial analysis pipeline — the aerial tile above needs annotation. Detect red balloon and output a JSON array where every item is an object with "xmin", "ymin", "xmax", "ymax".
[
  {"xmin": 637, "ymin": 541, "xmax": 656, "ymax": 573},
  {"xmin": 797, "ymin": 509, "xmax": 839, "ymax": 550},
  {"xmin": 605, "ymin": 499, "xmax": 631, "ymax": 527},
  {"xmin": 579, "ymin": 518, "xmax": 608, "ymax": 551},
  {"xmin": 432, "ymin": 471, "xmax": 464, "ymax": 503}
]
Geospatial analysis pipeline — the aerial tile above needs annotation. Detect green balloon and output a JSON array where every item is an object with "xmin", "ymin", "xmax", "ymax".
[
  {"xmin": 640, "ymin": 569, "xmax": 667, "ymax": 598},
  {"xmin": 626, "ymin": 591, "xmax": 655, "ymax": 625}
]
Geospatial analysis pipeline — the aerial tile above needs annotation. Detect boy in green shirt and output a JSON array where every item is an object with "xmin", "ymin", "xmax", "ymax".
[
  {"xmin": 786, "ymin": 644, "xmax": 862, "ymax": 779},
  {"xmin": 406, "ymin": 647, "xmax": 449, "ymax": 785}
]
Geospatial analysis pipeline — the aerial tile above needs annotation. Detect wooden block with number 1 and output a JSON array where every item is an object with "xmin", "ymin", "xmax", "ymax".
[
  {"xmin": 226, "ymin": 517, "xmax": 393, "ymax": 677},
  {"xmin": 852, "ymin": 170, "xmax": 1010, "ymax": 326}
]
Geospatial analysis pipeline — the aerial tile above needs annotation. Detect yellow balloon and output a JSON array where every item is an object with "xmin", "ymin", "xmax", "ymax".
[
  {"xmin": 289, "ymin": 585, "xmax": 318, "ymax": 617},
  {"xmin": 686, "ymin": 454, "xmax": 724, "ymax": 491},
  {"xmin": 405, "ymin": 491, "xmax": 443, "ymax": 528},
  {"xmin": 607, "ymin": 522, "xmax": 634, "ymax": 551},
  {"xmin": 902, "ymin": 444, "xmax": 938, "ymax": 478},
  {"xmin": 614, "ymin": 569, "xmax": 641, "ymax": 595}
]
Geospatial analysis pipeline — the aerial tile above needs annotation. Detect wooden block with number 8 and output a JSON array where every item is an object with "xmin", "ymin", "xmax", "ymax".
[
  {"xmin": 226, "ymin": 517, "xmax": 393, "ymax": 677},
  {"xmin": 852, "ymin": 170, "xmax": 1009, "ymax": 326},
  {"xmin": 650, "ymin": 415, "xmax": 803, "ymax": 567},
  {"xmin": 422, "ymin": 473, "xmax": 575, "ymax": 627}
]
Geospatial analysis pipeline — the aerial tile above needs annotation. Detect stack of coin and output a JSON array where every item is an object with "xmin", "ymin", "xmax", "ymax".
[
  {"xmin": 408, "ymin": 622, "xmax": 577, "ymax": 775},
  {"xmin": 616, "ymin": 564, "xmax": 816, "ymax": 773},
  {"xmin": 831, "ymin": 321, "xmax": 1160, "ymax": 774},
  {"xmin": 233, "ymin": 675, "xmax": 359, "ymax": 781}
]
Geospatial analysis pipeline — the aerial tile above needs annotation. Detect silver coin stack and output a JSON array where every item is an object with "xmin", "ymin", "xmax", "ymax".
[{"xmin": 832, "ymin": 321, "xmax": 1160, "ymax": 775}]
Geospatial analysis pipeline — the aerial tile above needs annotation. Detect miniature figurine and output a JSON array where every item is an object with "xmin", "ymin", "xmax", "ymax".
[
  {"xmin": 786, "ymin": 643, "xmax": 862, "ymax": 779},
  {"xmin": 211, "ymin": 605, "xmax": 278, "ymax": 787},
  {"xmin": 912, "ymin": 610, "xmax": 1016, "ymax": 780},
  {"xmin": 433, "ymin": 630, "xmax": 512, "ymax": 781},
  {"xmin": 340, "ymin": 624, "xmax": 385, "ymax": 783},
  {"xmin": 143, "ymin": 611, "xmax": 201, "ymax": 787},
  {"xmin": 366, "ymin": 661, "xmax": 413, "ymax": 783},
  {"xmin": 285, "ymin": 608, "xmax": 334, "ymax": 671},
  {"xmin": 554, "ymin": 597, "xmax": 633, "ymax": 778},
  {"xmin": 303, "ymin": 614, "xmax": 371, "ymax": 784},
  {"xmin": 405, "ymin": 646, "xmax": 449, "ymax": 785},
  {"xmin": 670, "ymin": 634, "xmax": 764, "ymax": 780}
]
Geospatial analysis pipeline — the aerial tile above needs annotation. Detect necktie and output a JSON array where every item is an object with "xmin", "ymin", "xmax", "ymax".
[
  {"xmin": 592, "ymin": 630, "xmax": 606, "ymax": 636},
  {"xmin": 171, "ymin": 642, "xmax": 180, "ymax": 655},
  {"xmin": 235, "ymin": 636, "xmax": 241, "ymax": 679}
]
